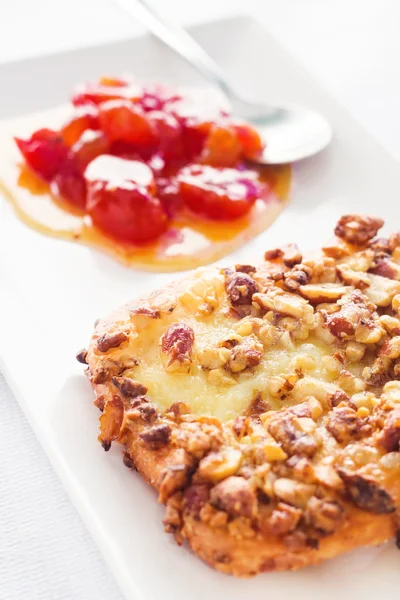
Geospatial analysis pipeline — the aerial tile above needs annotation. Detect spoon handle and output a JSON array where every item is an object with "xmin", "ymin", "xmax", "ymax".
[{"xmin": 113, "ymin": 0, "xmax": 234, "ymax": 98}]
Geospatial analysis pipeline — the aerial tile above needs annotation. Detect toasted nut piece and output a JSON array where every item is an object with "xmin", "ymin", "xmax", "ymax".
[
  {"xmin": 335, "ymin": 215, "xmax": 384, "ymax": 245},
  {"xmin": 273, "ymin": 478, "xmax": 316, "ymax": 508},
  {"xmin": 382, "ymin": 381, "xmax": 400, "ymax": 404},
  {"xmin": 160, "ymin": 323, "xmax": 195, "ymax": 373},
  {"xmin": 253, "ymin": 289, "xmax": 314, "ymax": 324},
  {"xmin": 370, "ymin": 259, "xmax": 400, "ymax": 280},
  {"xmin": 337, "ymin": 264, "xmax": 370, "ymax": 288},
  {"xmin": 351, "ymin": 391, "xmax": 379, "ymax": 411},
  {"xmin": 364, "ymin": 274, "xmax": 400, "ymax": 307},
  {"xmin": 314, "ymin": 464, "xmax": 344, "ymax": 489},
  {"xmin": 227, "ymin": 336, "xmax": 263, "ymax": 373},
  {"xmin": 76, "ymin": 348, "xmax": 88, "ymax": 364},
  {"xmin": 197, "ymin": 346, "xmax": 231, "ymax": 370},
  {"xmin": 338, "ymin": 470, "xmax": 395, "ymax": 514},
  {"xmin": 345, "ymin": 341, "xmax": 366, "ymax": 362},
  {"xmin": 198, "ymin": 448, "xmax": 242, "ymax": 482},
  {"xmin": 262, "ymin": 440, "xmax": 288, "ymax": 461},
  {"xmin": 140, "ymin": 424, "xmax": 171, "ymax": 449},
  {"xmin": 393, "ymin": 294, "xmax": 400, "ymax": 313},
  {"xmin": 97, "ymin": 331, "xmax": 128, "ymax": 353},
  {"xmin": 379, "ymin": 336, "xmax": 400, "ymax": 359},
  {"xmin": 379, "ymin": 315, "xmax": 400, "ymax": 336},
  {"xmin": 264, "ymin": 243, "xmax": 302, "ymax": 267},
  {"xmin": 210, "ymin": 476, "xmax": 257, "ymax": 518},
  {"xmin": 299, "ymin": 283, "xmax": 351, "ymax": 304},
  {"xmin": 304, "ymin": 497, "xmax": 344, "ymax": 533},
  {"xmin": 225, "ymin": 272, "xmax": 257, "ymax": 306}
]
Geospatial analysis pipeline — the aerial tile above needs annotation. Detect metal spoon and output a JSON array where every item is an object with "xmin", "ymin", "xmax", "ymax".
[{"xmin": 113, "ymin": 0, "xmax": 333, "ymax": 164}]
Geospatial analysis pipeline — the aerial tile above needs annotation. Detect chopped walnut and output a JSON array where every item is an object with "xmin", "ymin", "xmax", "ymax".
[
  {"xmin": 158, "ymin": 449, "xmax": 194, "ymax": 503},
  {"xmin": 76, "ymin": 348, "xmax": 88, "ymax": 364},
  {"xmin": 376, "ymin": 407, "xmax": 400, "ymax": 452},
  {"xmin": 112, "ymin": 376, "xmax": 147, "ymax": 398},
  {"xmin": 210, "ymin": 476, "xmax": 257, "ymax": 518},
  {"xmin": 282, "ymin": 265, "xmax": 311, "ymax": 292},
  {"xmin": 273, "ymin": 477, "xmax": 315, "ymax": 508},
  {"xmin": 227, "ymin": 336, "xmax": 263, "ymax": 373},
  {"xmin": 253, "ymin": 288, "xmax": 315, "ymax": 326},
  {"xmin": 198, "ymin": 448, "xmax": 242, "ymax": 482},
  {"xmin": 139, "ymin": 424, "xmax": 171, "ymax": 449},
  {"xmin": 160, "ymin": 322, "xmax": 195, "ymax": 373},
  {"xmin": 197, "ymin": 345, "xmax": 231, "ymax": 370},
  {"xmin": 362, "ymin": 357, "xmax": 391, "ymax": 386},
  {"xmin": 263, "ymin": 502, "xmax": 301, "ymax": 535},
  {"xmin": 338, "ymin": 470, "xmax": 395, "ymax": 514},
  {"xmin": 96, "ymin": 331, "xmax": 128, "ymax": 353},
  {"xmin": 299, "ymin": 283, "xmax": 351, "ymax": 304},
  {"xmin": 379, "ymin": 336, "xmax": 400, "ymax": 359},
  {"xmin": 365, "ymin": 274, "xmax": 400, "ymax": 307},
  {"xmin": 225, "ymin": 272, "xmax": 257, "ymax": 306},
  {"xmin": 264, "ymin": 243, "xmax": 302, "ymax": 267},
  {"xmin": 267, "ymin": 404, "xmax": 319, "ymax": 458},
  {"xmin": 327, "ymin": 406, "xmax": 371, "ymax": 444},
  {"xmin": 334, "ymin": 215, "xmax": 384, "ymax": 245},
  {"xmin": 370, "ymin": 259, "xmax": 400, "ymax": 280},
  {"xmin": 304, "ymin": 497, "xmax": 344, "ymax": 533},
  {"xmin": 337, "ymin": 263, "xmax": 370, "ymax": 288}
]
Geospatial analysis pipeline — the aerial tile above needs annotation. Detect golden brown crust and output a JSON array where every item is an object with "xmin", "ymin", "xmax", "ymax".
[{"xmin": 82, "ymin": 214, "xmax": 400, "ymax": 576}]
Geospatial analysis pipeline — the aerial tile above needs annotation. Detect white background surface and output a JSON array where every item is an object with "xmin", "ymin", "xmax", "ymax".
[{"xmin": 1, "ymin": 1, "xmax": 400, "ymax": 598}]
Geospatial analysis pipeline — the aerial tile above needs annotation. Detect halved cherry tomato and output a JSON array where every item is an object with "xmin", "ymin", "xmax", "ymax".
[
  {"xmin": 61, "ymin": 104, "xmax": 99, "ymax": 147},
  {"xmin": 148, "ymin": 111, "xmax": 184, "ymax": 164},
  {"xmin": 15, "ymin": 129, "xmax": 68, "ymax": 182},
  {"xmin": 71, "ymin": 129, "xmax": 109, "ymax": 171},
  {"xmin": 156, "ymin": 177, "xmax": 182, "ymax": 218},
  {"xmin": 85, "ymin": 155, "xmax": 167, "ymax": 243},
  {"xmin": 52, "ymin": 159, "xmax": 87, "ymax": 209},
  {"xmin": 232, "ymin": 122, "xmax": 264, "ymax": 159},
  {"xmin": 201, "ymin": 124, "xmax": 241, "ymax": 167},
  {"xmin": 177, "ymin": 164, "xmax": 260, "ymax": 220},
  {"xmin": 98, "ymin": 99, "xmax": 157, "ymax": 149}
]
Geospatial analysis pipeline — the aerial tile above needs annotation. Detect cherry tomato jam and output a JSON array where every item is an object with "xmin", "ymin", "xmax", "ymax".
[{"xmin": 2, "ymin": 77, "xmax": 292, "ymax": 271}]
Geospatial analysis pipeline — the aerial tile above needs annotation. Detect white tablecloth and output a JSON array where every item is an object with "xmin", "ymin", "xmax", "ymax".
[{"xmin": 2, "ymin": 1, "xmax": 400, "ymax": 598}]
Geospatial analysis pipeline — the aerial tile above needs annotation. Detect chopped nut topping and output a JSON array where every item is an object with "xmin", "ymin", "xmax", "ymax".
[
  {"xmin": 227, "ymin": 336, "xmax": 263, "ymax": 373},
  {"xmin": 210, "ymin": 476, "xmax": 257, "ymax": 518},
  {"xmin": 304, "ymin": 497, "xmax": 344, "ymax": 533},
  {"xmin": 264, "ymin": 243, "xmax": 302, "ymax": 267},
  {"xmin": 335, "ymin": 215, "xmax": 384, "ymax": 245},
  {"xmin": 338, "ymin": 470, "xmax": 395, "ymax": 514},
  {"xmin": 198, "ymin": 448, "xmax": 242, "ymax": 482},
  {"xmin": 273, "ymin": 477, "xmax": 315, "ymax": 508},
  {"xmin": 365, "ymin": 274, "xmax": 400, "ymax": 307},
  {"xmin": 76, "ymin": 348, "xmax": 88, "ymax": 364},
  {"xmin": 112, "ymin": 376, "xmax": 147, "ymax": 398},
  {"xmin": 140, "ymin": 424, "xmax": 171, "ymax": 449},
  {"xmin": 299, "ymin": 283, "xmax": 350, "ymax": 304},
  {"xmin": 97, "ymin": 331, "xmax": 128, "ymax": 353},
  {"xmin": 160, "ymin": 322, "xmax": 195, "ymax": 373},
  {"xmin": 225, "ymin": 272, "xmax": 257, "ymax": 306},
  {"xmin": 327, "ymin": 406, "xmax": 372, "ymax": 444},
  {"xmin": 264, "ymin": 502, "xmax": 301, "ymax": 535}
]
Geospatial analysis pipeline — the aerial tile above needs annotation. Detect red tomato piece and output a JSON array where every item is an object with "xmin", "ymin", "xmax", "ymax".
[
  {"xmin": 148, "ymin": 111, "xmax": 185, "ymax": 164},
  {"xmin": 15, "ymin": 128, "xmax": 68, "ymax": 182},
  {"xmin": 177, "ymin": 164, "xmax": 260, "ymax": 220},
  {"xmin": 71, "ymin": 129, "xmax": 109, "ymax": 171},
  {"xmin": 98, "ymin": 99, "xmax": 157, "ymax": 149},
  {"xmin": 201, "ymin": 124, "xmax": 241, "ymax": 167},
  {"xmin": 156, "ymin": 177, "xmax": 182, "ymax": 218},
  {"xmin": 52, "ymin": 159, "xmax": 87, "ymax": 209},
  {"xmin": 232, "ymin": 122, "xmax": 264, "ymax": 159},
  {"xmin": 85, "ymin": 155, "xmax": 167, "ymax": 243},
  {"xmin": 61, "ymin": 104, "xmax": 99, "ymax": 147}
]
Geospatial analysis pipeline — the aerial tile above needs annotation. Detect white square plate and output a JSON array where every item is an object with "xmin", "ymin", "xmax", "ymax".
[{"xmin": 1, "ymin": 15, "xmax": 400, "ymax": 600}]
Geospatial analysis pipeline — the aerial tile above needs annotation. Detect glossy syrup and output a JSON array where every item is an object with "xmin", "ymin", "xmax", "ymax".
[{"xmin": 0, "ymin": 106, "xmax": 291, "ymax": 272}]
